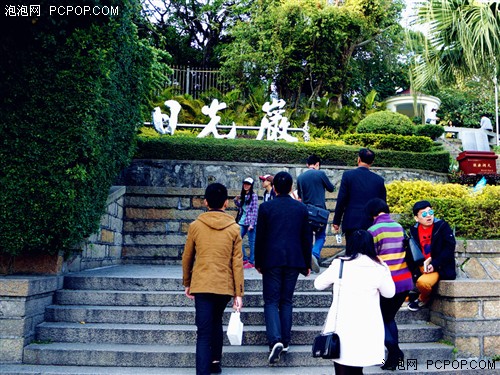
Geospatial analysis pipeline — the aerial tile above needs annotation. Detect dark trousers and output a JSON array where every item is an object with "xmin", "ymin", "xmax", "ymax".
[
  {"xmin": 262, "ymin": 267, "xmax": 300, "ymax": 348},
  {"xmin": 380, "ymin": 291, "xmax": 409, "ymax": 362},
  {"xmin": 194, "ymin": 293, "xmax": 231, "ymax": 375}
]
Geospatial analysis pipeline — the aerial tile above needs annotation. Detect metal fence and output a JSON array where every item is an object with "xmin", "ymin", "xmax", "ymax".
[{"xmin": 166, "ymin": 66, "xmax": 228, "ymax": 99}]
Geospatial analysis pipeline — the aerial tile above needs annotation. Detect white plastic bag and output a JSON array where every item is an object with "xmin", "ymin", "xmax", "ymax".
[{"xmin": 227, "ymin": 311, "xmax": 244, "ymax": 345}]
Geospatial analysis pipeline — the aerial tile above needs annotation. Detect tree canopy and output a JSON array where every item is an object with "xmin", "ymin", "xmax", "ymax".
[
  {"xmin": 0, "ymin": 0, "xmax": 161, "ymax": 257},
  {"xmin": 220, "ymin": 0, "xmax": 407, "ymax": 107},
  {"xmin": 410, "ymin": 0, "xmax": 500, "ymax": 90}
]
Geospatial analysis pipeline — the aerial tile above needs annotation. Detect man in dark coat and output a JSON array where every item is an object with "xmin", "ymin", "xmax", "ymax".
[
  {"xmin": 407, "ymin": 200, "xmax": 456, "ymax": 311},
  {"xmin": 255, "ymin": 171, "xmax": 313, "ymax": 365},
  {"xmin": 332, "ymin": 148, "xmax": 386, "ymax": 245}
]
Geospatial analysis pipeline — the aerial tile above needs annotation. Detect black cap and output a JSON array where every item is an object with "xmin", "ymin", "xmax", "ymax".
[{"xmin": 413, "ymin": 200, "xmax": 432, "ymax": 216}]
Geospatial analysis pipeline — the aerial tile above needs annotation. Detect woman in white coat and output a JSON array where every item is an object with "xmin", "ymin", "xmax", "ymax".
[{"xmin": 314, "ymin": 230, "xmax": 395, "ymax": 375}]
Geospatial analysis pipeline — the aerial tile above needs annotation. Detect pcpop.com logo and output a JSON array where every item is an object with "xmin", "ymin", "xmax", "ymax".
[{"xmin": 48, "ymin": 5, "xmax": 119, "ymax": 16}]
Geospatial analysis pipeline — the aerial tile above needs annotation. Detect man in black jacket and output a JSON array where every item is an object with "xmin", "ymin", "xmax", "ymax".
[
  {"xmin": 407, "ymin": 200, "xmax": 456, "ymax": 311},
  {"xmin": 332, "ymin": 148, "xmax": 386, "ymax": 246},
  {"xmin": 255, "ymin": 171, "xmax": 313, "ymax": 364}
]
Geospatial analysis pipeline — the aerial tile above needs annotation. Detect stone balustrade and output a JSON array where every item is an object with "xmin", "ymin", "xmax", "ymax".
[{"xmin": 432, "ymin": 280, "xmax": 500, "ymax": 358}]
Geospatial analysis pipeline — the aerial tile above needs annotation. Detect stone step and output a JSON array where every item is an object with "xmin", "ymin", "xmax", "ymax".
[
  {"xmin": 22, "ymin": 342, "xmax": 454, "ymax": 368},
  {"xmin": 54, "ymin": 290, "xmax": 334, "ymax": 308},
  {"xmin": 62, "ymin": 268, "xmax": 318, "ymax": 292},
  {"xmin": 45, "ymin": 304, "xmax": 430, "ymax": 326},
  {"xmin": 35, "ymin": 322, "xmax": 442, "ymax": 346},
  {"xmin": 2, "ymin": 363, "xmax": 498, "ymax": 375}
]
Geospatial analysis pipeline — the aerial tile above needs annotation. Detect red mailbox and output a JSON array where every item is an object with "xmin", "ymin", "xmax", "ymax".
[{"xmin": 456, "ymin": 151, "xmax": 498, "ymax": 175}]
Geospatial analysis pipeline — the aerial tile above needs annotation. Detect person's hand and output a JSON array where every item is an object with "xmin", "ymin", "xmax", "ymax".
[
  {"xmin": 305, "ymin": 269, "xmax": 311, "ymax": 277},
  {"xmin": 249, "ymin": 225, "xmax": 254, "ymax": 231},
  {"xmin": 184, "ymin": 287, "xmax": 194, "ymax": 300},
  {"xmin": 233, "ymin": 296, "xmax": 243, "ymax": 312},
  {"xmin": 332, "ymin": 224, "xmax": 340, "ymax": 232},
  {"xmin": 426, "ymin": 264, "xmax": 434, "ymax": 273}
]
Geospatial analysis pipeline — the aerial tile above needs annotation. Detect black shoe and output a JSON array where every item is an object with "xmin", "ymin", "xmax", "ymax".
[
  {"xmin": 268, "ymin": 342, "xmax": 284, "ymax": 364},
  {"xmin": 210, "ymin": 361, "xmax": 222, "ymax": 374},
  {"xmin": 381, "ymin": 349, "xmax": 404, "ymax": 371},
  {"xmin": 381, "ymin": 361, "xmax": 397, "ymax": 371},
  {"xmin": 408, "ymin": 299, "xmax": 426, "ymax": 311}
]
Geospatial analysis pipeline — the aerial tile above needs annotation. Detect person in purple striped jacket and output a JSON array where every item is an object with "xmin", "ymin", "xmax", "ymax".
[{"xmin": 366, "ymin": 198, "xmax": 413, "ymax": 371}]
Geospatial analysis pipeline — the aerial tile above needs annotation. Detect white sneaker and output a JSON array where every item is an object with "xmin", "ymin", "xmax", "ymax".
[
  {"xmin": 311, "ymin": 256, "xmax": 320, "ymax": 273},
  {"xmin": 268, "ymin": 342, "xmax": 284, "ymax": 364}
]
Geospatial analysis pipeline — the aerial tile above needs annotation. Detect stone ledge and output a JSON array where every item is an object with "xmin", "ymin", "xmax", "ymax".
[
  {"xmin": 437, "ymin": 280, "xmax": 500, "ymax": 298},
  {"xmin": 126, "ymin": 186, "xmax": 206, "ymax": 196},
  {"xmin": 456, "ymin": 240, "xmax": 500, "ymax": 254},
  {"xmin": 107, "ymin": 186, "xmax": 126, "ymax": 205},
  {"xmin": 0, "ymin": 276, "xmax": 63, "ymax": 297}
]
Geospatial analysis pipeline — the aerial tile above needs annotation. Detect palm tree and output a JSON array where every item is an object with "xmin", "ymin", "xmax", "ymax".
[{"xmin": 409, "ymin": 0, "xmax": 500, "ymax": 144}]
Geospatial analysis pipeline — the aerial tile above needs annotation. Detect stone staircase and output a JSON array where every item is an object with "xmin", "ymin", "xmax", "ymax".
[{"xmin": 6, "ymin": 265, "xmax": 462, "ymax": 374}]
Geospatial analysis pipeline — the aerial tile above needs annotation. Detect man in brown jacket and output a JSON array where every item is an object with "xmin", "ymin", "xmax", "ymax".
[{"xmin": 183, "ymin": 183, "xmax": 244, "ymax": 375}]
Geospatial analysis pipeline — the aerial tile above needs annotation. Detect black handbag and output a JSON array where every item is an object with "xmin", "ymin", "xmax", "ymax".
[
  {"xmin": 312, "ymin": 259, "xmax": 344, "ymax": 360},
  {"xmin": 404, "ymin": 234, "xmax": 424, "ymax": 264},
  {"xmin": 312, "ymin": 332, "xmax": 340, "ymax": 359},
  {"xmin": 306, "ymin": 204, "xmax": 330, "ymax": 231}
]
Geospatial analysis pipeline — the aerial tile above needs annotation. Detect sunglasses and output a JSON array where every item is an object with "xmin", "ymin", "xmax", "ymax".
[{"xmin": 421, "ymin": 210, "xmax": 434, "ymax": 218}]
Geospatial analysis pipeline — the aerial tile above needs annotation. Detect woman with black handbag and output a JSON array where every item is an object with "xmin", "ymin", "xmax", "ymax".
[{"xmin": 314, "ymin": 230, "xmax": 395, "ymax": 375}]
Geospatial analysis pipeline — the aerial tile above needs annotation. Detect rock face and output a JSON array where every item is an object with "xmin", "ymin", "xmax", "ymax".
[{"xmin": 116, "ymin": 159, "xmax": 448, "ymax": 189}]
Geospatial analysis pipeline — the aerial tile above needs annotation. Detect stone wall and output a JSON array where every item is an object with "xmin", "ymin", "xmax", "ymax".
[
  {"xmin": 116, "ymin": 159, "xmax": 449, "ymax": 190},
  {"xmin": 431, "ymin": 240, "xmax": 499, "ymax": 358},
  {"xmin": 432, "ymin": 280, "xmax": 500, "ymax": 358},
  {"xmin": 0, "ymin": 276, "xmax": 63, "ymax": 363},
  {"xmin": 63, "ymin": 186, "xmax": 126, "ymax": 273}
]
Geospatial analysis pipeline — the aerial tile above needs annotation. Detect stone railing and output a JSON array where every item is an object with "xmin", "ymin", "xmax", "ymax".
[
  {"xmin": 0, "ymin": 275, "xmax": 62, "ymax": 363},
  {"xmin": 431, "ymin": 240, "xmax": 500, "ymax": 358}
]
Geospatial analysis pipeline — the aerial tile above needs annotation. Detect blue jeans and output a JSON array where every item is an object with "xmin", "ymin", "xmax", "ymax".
[
  {"xmin": 240, "ymin": 225, "xmax": 256, "ymax": 264},
  {"xmin": 194, "ymin": 293, "xmax": 231, "ymax": 375},
  {"xmin": 262, "ymin": 267, "xmax": 300, "ymax": 347},
  {"xmin": 312, "ymin": 226, "xmax": 326, "ymax": 259}
]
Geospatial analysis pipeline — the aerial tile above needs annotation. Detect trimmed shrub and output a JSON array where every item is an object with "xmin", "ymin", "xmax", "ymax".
[
  {"xmin": 0, "ymin": 1, "xmax": 154, "ymax": 257},
  {"xmin": 357, "ymin": 111, "xmax": 415, "ymax": 136},
  {"xmin": 343, "ymin": 133, "xmax": 436, "ymax": 153},
  {"xmin": 414, "ymin": 124, "xmax": 445, "ymax": 139},
  {"xmin": 387, "ymin": 181, "xmax": 500, "ymax": 239},
  {"xmin": 135, "ymin": 135, "xmax": 451, "ymax": 173}
]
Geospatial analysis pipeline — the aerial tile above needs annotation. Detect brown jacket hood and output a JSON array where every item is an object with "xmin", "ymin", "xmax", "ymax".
[{"xmin": 197, "ymin": 211, "xmax": 237, "ymax": 230}]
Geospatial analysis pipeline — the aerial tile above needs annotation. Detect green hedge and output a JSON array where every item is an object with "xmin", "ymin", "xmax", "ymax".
[
  {"xmin": 343, "ymin": 133, "xmax": 436, "ymax": 152},
  {"xmin": 387, "ymin": 181, "xmax": 500, "ymax": 239},
  {"xmin": 135, "ymin": 136, "xmax": 450, "ymax": 172},
  {"xmin": 414, "ymin": 124, "xmax": 445, "ymax": 139},
  {"xmin": 357, "ymin": 111, "xmax": 415, "ymax": 135},
  {"xmin": 0, "ymin": 0, "xmax": 153, "ymax": 257}
]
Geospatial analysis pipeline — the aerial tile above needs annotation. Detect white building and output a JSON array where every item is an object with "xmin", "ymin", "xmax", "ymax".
[{"xmin": 385, "ymin": 90, "xmax": 441, "ymax": 124}]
